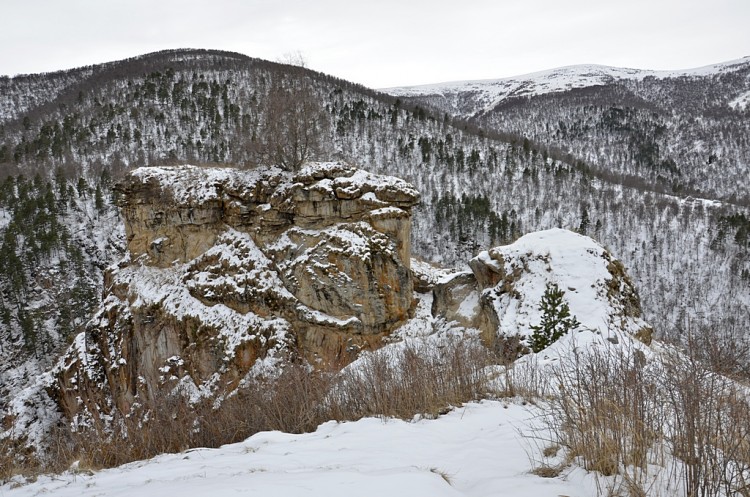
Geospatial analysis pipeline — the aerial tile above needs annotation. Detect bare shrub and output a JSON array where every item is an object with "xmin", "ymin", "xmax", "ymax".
[
  {"xmin": 29, "ymin": 338, "xmax": 496, "ymax": 475},
  {"xmin": 247, "ymin": 80, "xmax": 325, "ymax": 170},
  {"xmin": 714, "ymin": 388, "xmax": 750, "ymax": 497},
  {"xmin": 503, "ymin": 354, "xmax": 551, "ymax": 400},
  {"xmin": 327, "ymin": 339, "xmax": 494, "ymax": 421},
  {"xmin": 546, "ymin": 344, "xmax": 661, "ymax": 482},
  {"xmin": 660, "ymin": 341, "xmax": 750, "ymax": 497},
  {"xmin": 0, "ymin": 430, "xmax": 40, "ymax": 483},
  {"xmin": 529, "ymin": 341, "xmax": 663, "ymax": 495},
  {"xmin": 195, "ymin": 363, "xmax": 334, "ymax": 444},
  {"xmin": 677, "ymin": 327, "xmax": 750, "ymax": 382},
  {"xmin": 540, "ymin": 335, "xmax": 750, "ymax": 497},
  {"xmin": 60, "ymin": 363, "xmax": 335, "ymax": 471},
  {"xmin": 65, "ymin": 389, "xmax": 198, "ymax": 470}
]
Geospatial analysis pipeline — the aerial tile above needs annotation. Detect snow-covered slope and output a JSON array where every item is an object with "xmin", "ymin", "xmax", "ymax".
[
  {"xmin": 0, "ymin": 179, "xmax": 125, "ymax": 447},
  {"xmin": 1, "ymin": 400, "xmax": 597, "ymax": 497},
  {"xmin": 384, "ymin": 57, "xmax": 750, "ymax": 115}
]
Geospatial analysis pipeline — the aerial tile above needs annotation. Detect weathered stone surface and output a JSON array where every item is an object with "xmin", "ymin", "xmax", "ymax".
[
  {"xmin": 431, "ymin": 272, "xmax": 481, "ymax": 329},
  {"xmin": 115, "ymin": 163, "xmax": 420, "ymax": 268},
  {"xmin": 53, "ymin": 162, "xmax": 420, "ymax": 422},
  {"xmin": 432, "ymin": 229, "xmax": 652, "ymax": 349},
  {"xmin": 409, "ymin": 259, "xmax": 455, "ymax": 293}
]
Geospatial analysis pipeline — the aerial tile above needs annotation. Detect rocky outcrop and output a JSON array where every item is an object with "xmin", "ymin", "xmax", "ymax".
[
  {"xmin": 53, "ymin": 162, "xmax": 419, "ymax": 421},
  {"xmin": 432, "ymin": 229, "xmax": 652, "ymax": 350},
  {"xmin": 118, "ymin": 162, "xmax": 417, "ymax": 267}
]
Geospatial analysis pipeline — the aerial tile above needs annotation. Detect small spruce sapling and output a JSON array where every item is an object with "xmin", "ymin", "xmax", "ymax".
[{"xmin": 529, "ymin": 282, "xmax": 581, "ymax": 352}]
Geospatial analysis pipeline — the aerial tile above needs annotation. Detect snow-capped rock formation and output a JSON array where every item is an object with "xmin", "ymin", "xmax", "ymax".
[
  {"xmin": 52, "ymin": 162, "xmax": 420, "ymax": 419},
  {"xmin": 432, "ymin": 229, "xmax": 653, "ymax": 351}
]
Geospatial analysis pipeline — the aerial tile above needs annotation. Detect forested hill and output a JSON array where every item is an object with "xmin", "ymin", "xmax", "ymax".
[
  {"xmin": 0, "ymin": 49, "xmax": 388, "ymax": 177},
  {"xmin": 1, "ymin": 49, "xmax": 749, "ymax": 415},
  {"xmin": 387, "ymin": 58, "xmax": 750, "ymax": 204}
]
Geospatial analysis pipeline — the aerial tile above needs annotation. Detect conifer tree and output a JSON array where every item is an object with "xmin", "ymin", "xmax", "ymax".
[
  {"xmin": 579, "ymin": 206, "xmax": 590, "ymax": 234},
  {"xmin": 529, "ymin": 282, "xmax": 581, "ymax": 352}
]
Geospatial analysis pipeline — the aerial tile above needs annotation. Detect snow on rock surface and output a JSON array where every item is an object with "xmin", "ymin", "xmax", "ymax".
[
  {"xmin": 433, "ymin": 228, "xmax": 652, "ymax": 351},
  {"xmin": 1, "ymin": 401, "xmax": 597, "ymax": 497},
  {"xmin": 52, "ymin": 162, "xmax": 420, "ymax": 426}
]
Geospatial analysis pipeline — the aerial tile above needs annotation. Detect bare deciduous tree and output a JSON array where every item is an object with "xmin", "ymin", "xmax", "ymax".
[{"xmin": 248, "ymin": 79, "xmax": 325, "ymax": 171}]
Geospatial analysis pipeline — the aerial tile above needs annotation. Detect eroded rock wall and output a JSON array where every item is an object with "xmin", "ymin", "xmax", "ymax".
[{"xmin": 53, "ymin": 162, "xmax": 420, "ymax": 422}]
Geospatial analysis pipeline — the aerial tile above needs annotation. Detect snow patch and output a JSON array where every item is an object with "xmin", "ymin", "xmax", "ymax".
[{"xmin": 729, "ymin": 89, "xmax": 750, "ymax": 110}]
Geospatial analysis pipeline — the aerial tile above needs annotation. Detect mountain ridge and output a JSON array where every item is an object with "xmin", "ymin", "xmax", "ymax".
[
  {"xmin": 384, "ymin": 56, "xmax": 750, "ymax": 98},
  {"xmin": 385, "ymin": 54, "xmax": 750, "ymax": 206}
]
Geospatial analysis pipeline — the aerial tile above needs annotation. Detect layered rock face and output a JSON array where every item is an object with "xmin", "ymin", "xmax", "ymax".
[
  {"xmin": 432, "ymin": 229, "xmax": 652, "ymax": 351},
  {"xmin": 53, "ymin": 162, "xmax": 419, "ymax": 419}
]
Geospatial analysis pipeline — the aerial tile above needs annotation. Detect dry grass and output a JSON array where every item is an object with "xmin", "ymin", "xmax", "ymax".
[
  {"xmin": 429, "ymin": 467, "xmax": 454, "ymax": 485},
  {"xmin": 0, "ymin": 432, "xmax": 40, "ymax": 483},
  {"xmin": 531, "ymin": 335, "xmax": 750, "ymax": 497},
  {"xmin": 660, "ymin": 341, "xmax": 750, "ymax": 497},
  {"xmin": 548, "ymin": 346, "xmax": 659, "ymax": 477},
  {"xmin": 542, "ymin": 444, "xmax": 560, "ymax": 458},
  {"xmin": 531, "ymin": 463, "xmax": 565, "ymax": 478},
  {"xmin": 327, "ymin": 339, "xmax": 494, "ymax": 421},
  {"xmin": 503, "ymin": 354, "xmax": 552, "ymax": 400},
  {"xmin": 7, "ymin": 325, "xmax": 750, "ymax": 497},
  {"xmin": 7, "ymin": 337, "xmax": 495, "ymax": 478}
]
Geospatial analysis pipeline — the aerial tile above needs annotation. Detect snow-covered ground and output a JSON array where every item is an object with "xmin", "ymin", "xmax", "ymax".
[
  {"xmin": 729, "ymin": 89, "xmax": 750, "ymax": 110},
  {"xmin": 2, "ymin": 400, "xmax": 597, "ymax": 497}
]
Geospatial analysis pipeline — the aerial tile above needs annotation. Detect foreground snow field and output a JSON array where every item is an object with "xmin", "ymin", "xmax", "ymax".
[{"xmin": 3, "ymin": 401, "xmax": 595, "ymax": 497}]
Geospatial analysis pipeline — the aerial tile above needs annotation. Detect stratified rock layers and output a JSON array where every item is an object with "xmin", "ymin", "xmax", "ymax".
[{"xmin": 54, "ymin": 162, "xmax": 419, "ymax": 420}]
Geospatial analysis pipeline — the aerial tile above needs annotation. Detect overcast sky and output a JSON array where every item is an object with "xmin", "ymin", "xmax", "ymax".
[{"xmin": 2, "ymin": 0, "xmax": 748, "ymax": 88}]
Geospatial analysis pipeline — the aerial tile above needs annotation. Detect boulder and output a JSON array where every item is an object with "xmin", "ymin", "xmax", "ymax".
[{"xmin": 432, "ymin": 229, "xmax": 652, "ymax": 350}]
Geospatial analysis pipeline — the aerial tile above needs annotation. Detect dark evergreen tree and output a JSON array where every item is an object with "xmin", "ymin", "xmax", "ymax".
[
  {"xmin": 579, "ymin": 206, "xmax": 590, "ymax": 235},
  {"xmin": 95, "ymin": 183, "xmax": 104, "ymax": 213},
  {"xmin": 528, "ymin": 282, "xmax": 581, "ymax": 353}
]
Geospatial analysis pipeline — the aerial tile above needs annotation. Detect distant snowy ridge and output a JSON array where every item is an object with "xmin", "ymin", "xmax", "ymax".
[{"xmin": 384, "ymin": 57, "xmax": 750, "ymax": 114}]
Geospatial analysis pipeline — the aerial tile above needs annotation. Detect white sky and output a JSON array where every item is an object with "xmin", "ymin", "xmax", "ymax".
[{"xmin": 1, "ymin": 0, "xmax": 748, "ymax": 88}]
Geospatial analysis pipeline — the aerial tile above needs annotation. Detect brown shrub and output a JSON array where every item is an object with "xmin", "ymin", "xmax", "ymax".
[{"xmin": 31, "ymin": 338, "xmax": 495, "ymax": 475}]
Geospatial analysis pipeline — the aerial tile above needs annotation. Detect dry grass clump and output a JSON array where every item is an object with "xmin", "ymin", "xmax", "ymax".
[
  {"xmin": 327, "ymin": 339, "xmax": 494, "ymax": 421},
  {"xmin": 17, "ymin": 337, "xmax": 496, "ymax": 476},
  {"xmin": 42, "ymin": 364, "xmax": 335, "ymax": 472},
  {"xmin": 531, "ymin": 463, "xmax": 565, "ymax": 478},
  {"xmin": 547, "ymin": 346, "xmax": 659, "ymax": 478},
  {"xmin": 0, "ymin": 431, "xmax": 40, "ymax": 483},
  {"xmin": 533, "ymin": 331, "xmax": 750, "ymax": 497}
]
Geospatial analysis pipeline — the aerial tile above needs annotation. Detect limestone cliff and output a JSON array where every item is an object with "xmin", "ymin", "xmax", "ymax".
[{"xmin": 53, "ymin": 162, "xmax": 419, "ymax": 420}]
